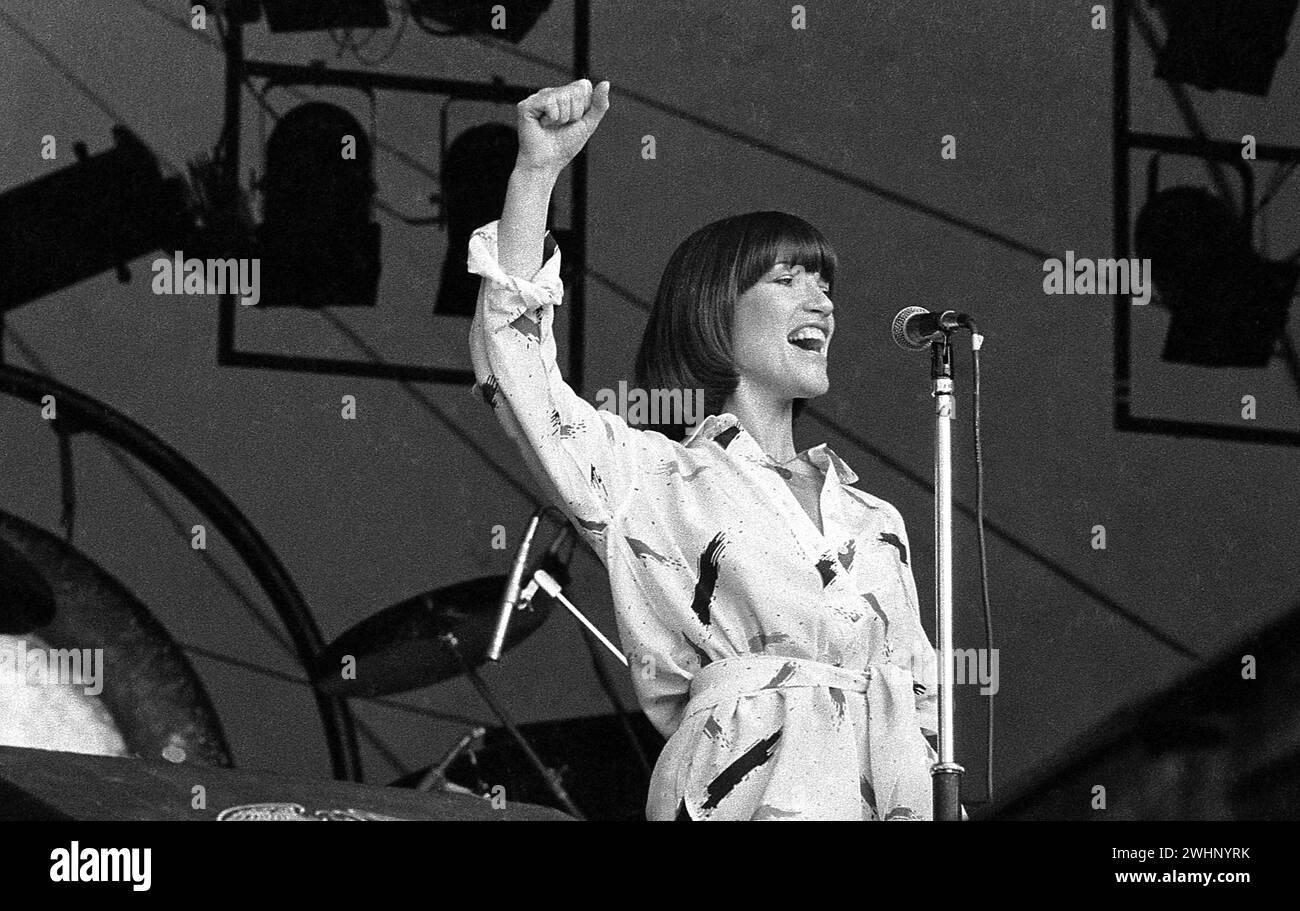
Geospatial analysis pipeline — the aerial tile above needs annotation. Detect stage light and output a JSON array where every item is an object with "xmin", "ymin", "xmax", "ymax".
[
  {"xmin": 255, "ymin": 102, "xmax": 382, "ymax": 308},
  {"xmin": 261, "ymin": 0, "xmax": 389, "ymax": 32},
  {"xmin": 1151, "ymin": 0, "xmax": 1299, "ymax": 96},
  {"xmin": 1135, "ymin": 185, "xmax": 1297, "ymax": 367},
  {"xmin": 0, "ymin": 126, "xmax": 188, "ymax": 312},
  {"xmin": 434, "ymin": 123, "xmax": 522, "ymax": 316},
  {"xmin": 410, "ymin": 1, "xmax": 553, "ymax": 43}
]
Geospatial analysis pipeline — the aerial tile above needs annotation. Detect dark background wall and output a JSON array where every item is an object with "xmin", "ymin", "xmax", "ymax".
[{"xmin": 2, "ymin": 1, "xmax": 1297, "ymax": 807}]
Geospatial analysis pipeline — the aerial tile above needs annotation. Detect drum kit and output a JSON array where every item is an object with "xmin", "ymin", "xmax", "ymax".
[
  {"xmin": 0, "ymin": 510, "xmax": 230, "ymax": 768},
  {"xmin": 311, "ymin": 506, "xmax": 648, "ymax": 820},
  {"xmin": 0, "ymin": 504, "xmax": 651, "ymax": 820}
]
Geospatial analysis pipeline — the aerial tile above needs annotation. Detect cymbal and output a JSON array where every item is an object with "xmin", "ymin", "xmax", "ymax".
[
  {"xmin": 0, "ymin": 535, "xmax": 56, "ymax": 634},
  {"xmin": 312, "ymin": 573, "xmax": 558, "ymax": 697}
]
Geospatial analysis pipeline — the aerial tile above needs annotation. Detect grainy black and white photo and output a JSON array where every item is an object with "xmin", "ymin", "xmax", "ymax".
[{"xmin": 0, "ymin": 0, "xmax": 1295, "ymax": 894}]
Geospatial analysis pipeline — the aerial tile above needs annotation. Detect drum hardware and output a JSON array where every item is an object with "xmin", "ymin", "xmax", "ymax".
[
  {"xmin": 513, "ymin": 524, "xmax": 650, "ymax": 780},
  {"xmin": 302, "ymin": 499, "xmax": 670, "ymax": 818},
  {"xmin": 441, "ymin": 629, "xmax": 585, "ymax": 819},
  {"xmin": 311, "ymin": 573, "xmax": 558, "ymax": 698},
  {"xmin": 415, "ymin": 725, "xmax": 487, "ymax": 794},
  {"xmin": 0, "ymin": 744, "xmax": 573, "ymax": 821},
  {"xmin": 409, "ymin": 711, "xmax": 666, "ymax": 821}
]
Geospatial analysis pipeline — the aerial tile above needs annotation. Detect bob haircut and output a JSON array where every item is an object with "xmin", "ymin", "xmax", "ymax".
[{"xmin": 634, "ymin": 210, "xmax": 838, "ymax": 442}]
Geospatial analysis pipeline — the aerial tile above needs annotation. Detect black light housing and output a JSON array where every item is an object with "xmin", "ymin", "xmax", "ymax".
[
  {"xmin": 1135, "ymin": 184, "xmax": 1297, "ymax": 367},
  {"xmin": 434, "ymin": 123, "xmax": 520, "ymax": 316},
  {"xmin": 262, "ymin": 0, "xmax": 389, "ymax": 33},
  {"xmin": 0, "ymin": 126, "xmax": 188, "ymax": 312},
  {"xmin": 216, "ymin": 0, "xmax": 264, "ymax": 23},
  {"xmin": 410, "ymin": 1, "xmax": 553, "ymax": 43},
  {"xmin": 256, "ymin": 102, "xmax": 381, "ymax": 308},
  {"xmin": 1151, "ymin": 0, "xmax": 1299, "ymax": 96}
]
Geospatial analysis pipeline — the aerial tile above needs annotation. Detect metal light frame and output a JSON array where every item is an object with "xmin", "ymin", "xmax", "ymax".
[
  {"xmin": 216, "ymin": 2, "xmax": 591, "ymax": 391},
  {"xmin": 1113, "ymin": 0, "xmax": 1300, "ymax": 447}
]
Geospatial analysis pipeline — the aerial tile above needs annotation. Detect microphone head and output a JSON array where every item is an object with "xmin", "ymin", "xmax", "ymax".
[{"xmin": 891, "ymin": 306, "xmax": 930, "ymax": 351}]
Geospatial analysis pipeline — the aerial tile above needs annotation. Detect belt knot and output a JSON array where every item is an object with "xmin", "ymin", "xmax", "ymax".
[{"xmin": 684, "ymin": 654, "xmax": 871, "ymax": 721}]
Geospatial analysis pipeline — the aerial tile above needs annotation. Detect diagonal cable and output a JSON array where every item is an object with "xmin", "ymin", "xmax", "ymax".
[{"xmin": 0, "ymin": 5, "xmax": 131, "ymax": 127}]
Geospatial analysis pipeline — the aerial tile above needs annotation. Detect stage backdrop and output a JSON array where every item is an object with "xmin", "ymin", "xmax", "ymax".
[{"xmin": 2, "ymin": 1, "xmax": 1297, "ymax": 810}]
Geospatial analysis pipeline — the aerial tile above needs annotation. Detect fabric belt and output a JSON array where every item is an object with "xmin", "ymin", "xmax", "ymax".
[
  {"xmin": 684, "ymin": 654, "xmax": 872, "ymax": 719},
  {"xmin": 681, "ymin": 653, "xmax": 932, "ymax": 820}
]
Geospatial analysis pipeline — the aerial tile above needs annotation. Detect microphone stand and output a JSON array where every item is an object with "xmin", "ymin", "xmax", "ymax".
[{"xmin": 929, "ymin": 335, "xmax": 964, "ymax": 821}]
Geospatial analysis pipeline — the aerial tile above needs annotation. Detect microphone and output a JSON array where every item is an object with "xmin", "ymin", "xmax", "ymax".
[
  {"xmin": 891, "ymin": 307, "xmax": 975, "ymax": 351},
  {"xmin": 489, "ymin": 509, "xmax": 544, "ymax": 662}
]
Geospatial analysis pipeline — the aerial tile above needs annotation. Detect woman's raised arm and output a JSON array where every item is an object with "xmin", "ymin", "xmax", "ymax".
[
  {"xmin": 468, "ymin": 80, "xmax": 676, "ymax": 559},
  {"xmin": 498, "ymin": 79, "xmax": 608, "ymax": 277}
]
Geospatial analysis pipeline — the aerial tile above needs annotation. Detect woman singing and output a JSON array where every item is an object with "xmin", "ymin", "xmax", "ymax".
[{"xmin": 469, "ymin": 79, "xmax": 941, "ymax": 820}]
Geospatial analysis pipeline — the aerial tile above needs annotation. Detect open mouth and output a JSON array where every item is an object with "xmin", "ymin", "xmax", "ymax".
[{"xmin": 788, "ymin": 326, "xmax": 828, "ymax": 353}]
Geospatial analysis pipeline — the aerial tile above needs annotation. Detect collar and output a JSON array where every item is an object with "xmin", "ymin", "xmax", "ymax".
[{"xmin": 683, "ymin": 413, "xmax": 859, "ymax": 485}]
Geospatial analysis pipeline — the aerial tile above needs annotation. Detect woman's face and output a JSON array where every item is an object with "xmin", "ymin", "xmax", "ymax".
[{"xmin": 730, "ymin": 260, "xmax": 835, "ymax": 403}]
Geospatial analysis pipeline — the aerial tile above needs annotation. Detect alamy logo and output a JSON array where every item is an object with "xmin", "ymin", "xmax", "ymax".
[
  {"xmin": 1042, "ymin": 251, "xmax": 1152, "ymax": 305},
  {"xmin": 50, "ymin": 842, "xmax": 151, "ymax": 891},
  {"xmin": 594, "ymin": 381, "xmax": 703, "ymax": 427},
  {"xmin": 953, "ymin": 647, "xmax": 999, "ymax": 696},
  {"xmin": 151, "ymin": 251, "xmax": 261, "ymax": 306},
  {"xmin": 0, "ymin": 639, "xmax": 104, "ymax": 696}
]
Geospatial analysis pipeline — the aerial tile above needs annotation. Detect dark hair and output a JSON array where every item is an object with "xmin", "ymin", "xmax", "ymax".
[{"xmin": 634, "ymin": 211, "xmax": 838, "ymax": 441}]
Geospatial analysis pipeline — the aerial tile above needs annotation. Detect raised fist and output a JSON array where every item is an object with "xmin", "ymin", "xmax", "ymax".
[{"xmin": 515, "ymin": 78, "xmax": 610, "ymax": 175}]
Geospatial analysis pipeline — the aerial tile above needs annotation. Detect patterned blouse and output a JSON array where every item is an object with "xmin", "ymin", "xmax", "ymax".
[{"xmin": 468, "ymin": 220, "xmax": 941, "ymax": 821}]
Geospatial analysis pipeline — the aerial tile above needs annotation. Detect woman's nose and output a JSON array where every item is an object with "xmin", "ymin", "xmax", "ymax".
[{"xmin": 804, "ymin": 281, "xmax": 833, "ymax": 312}]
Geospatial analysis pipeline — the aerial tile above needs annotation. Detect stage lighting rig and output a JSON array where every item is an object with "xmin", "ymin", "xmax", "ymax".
[{"xmin": 1134, "ymin": 152, "xmax": 1298, "ymax": 368}]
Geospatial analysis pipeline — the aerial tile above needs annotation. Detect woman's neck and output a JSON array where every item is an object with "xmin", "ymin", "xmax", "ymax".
[{"xmin": 722, "ymin": 387, "xmax": 797, "ymax": 462}]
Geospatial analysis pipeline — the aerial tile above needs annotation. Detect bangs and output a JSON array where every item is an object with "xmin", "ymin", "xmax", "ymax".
[
  {"xmin": 634, "ymin": 210, "xmax": 835, "ymax": 440},
  {"xmin": 733, "ymin": 212, "xmax": 838, "ymax": 296}
]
